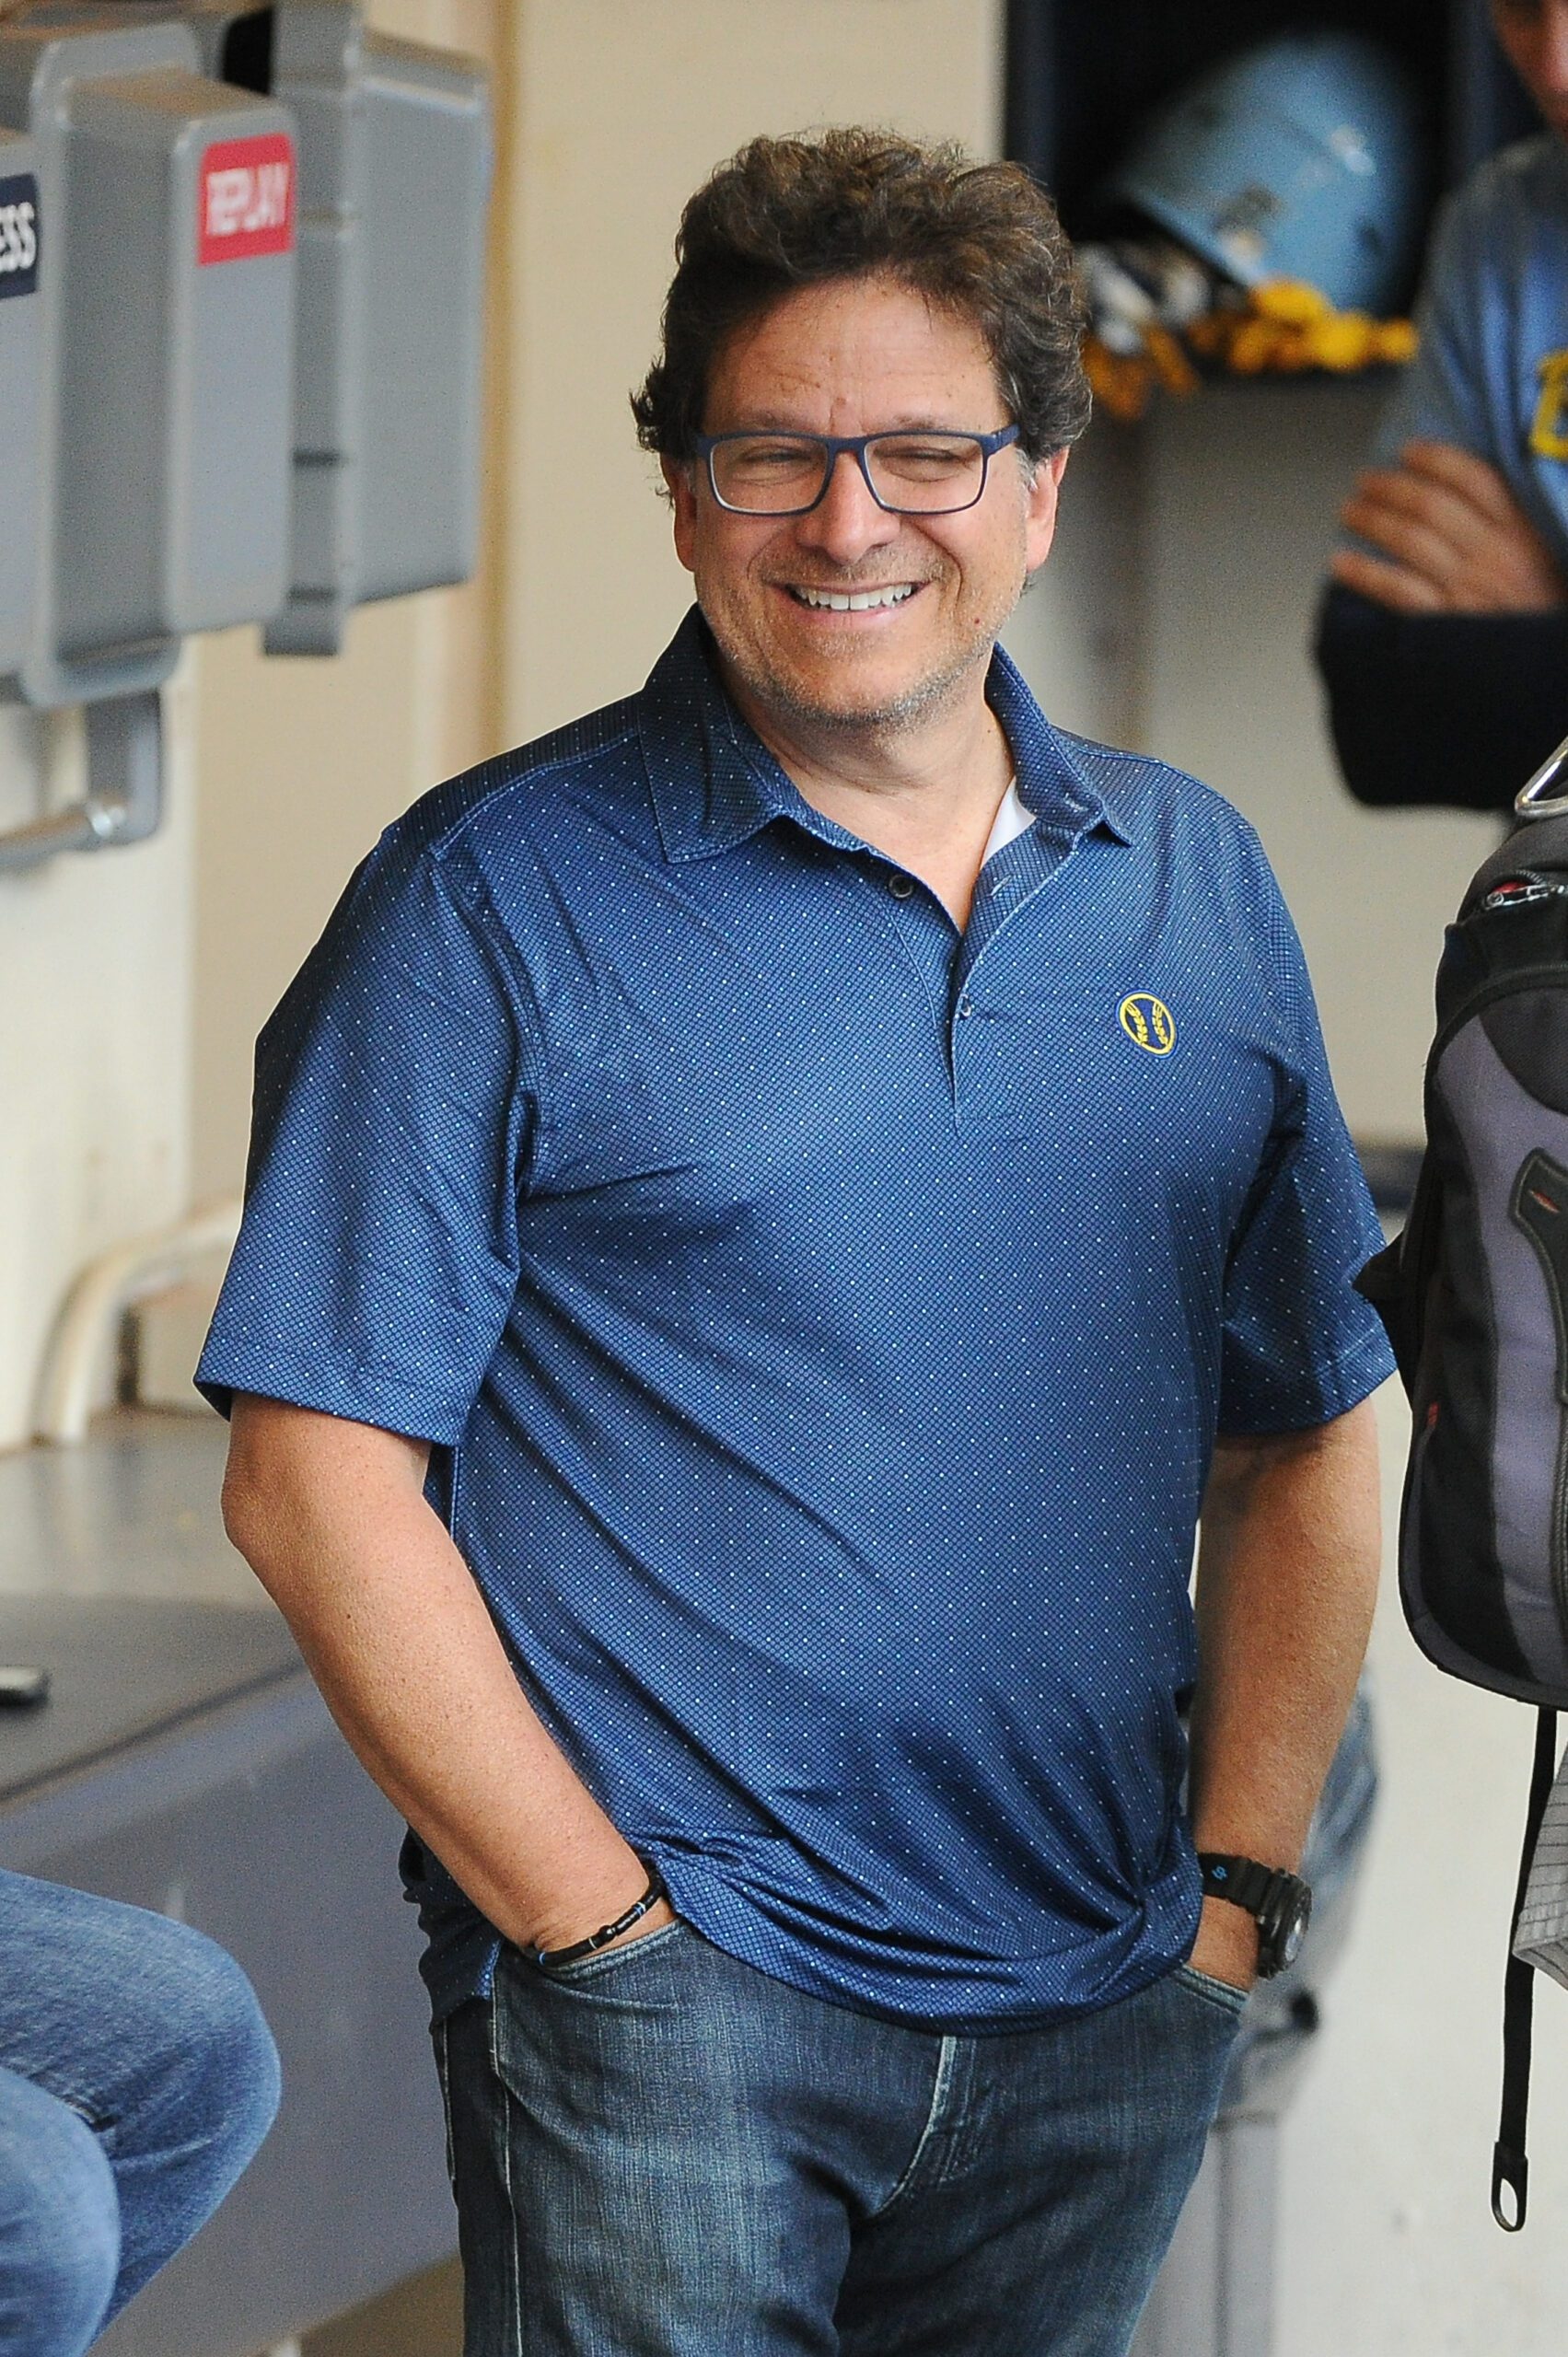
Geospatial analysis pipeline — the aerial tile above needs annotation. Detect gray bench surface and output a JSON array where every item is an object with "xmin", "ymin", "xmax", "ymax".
[
  {"xmin": 0, "ymin": 1594, "xmax": 300, "ymax": 1803},
  {"xmin": 0, "ymin": 1407, "xmax": 259, "ymax": 1606}
]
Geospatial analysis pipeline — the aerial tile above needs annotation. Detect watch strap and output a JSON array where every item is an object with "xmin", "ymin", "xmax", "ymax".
[
  {"xmin": 1197, "ymin": 1852, "xmax": 1281, "ymax": 1915},
  {"xmin": 1196, "ymin": 1850, "xmax": 1312, "ymax": 1980}
]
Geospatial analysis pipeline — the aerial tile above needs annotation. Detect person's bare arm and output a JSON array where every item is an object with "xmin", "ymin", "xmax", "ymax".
[
  {"xmin": 1185, "ymin": 1398, "xmax": 1381, "ymax": 1989},
  {"xmin": 221, "ymin": 1393, "xmax": 674, "ymax": 1954},
  {"xmin": 1331, "ymin": 438, "xmax": 1566, "ymax": 615}
]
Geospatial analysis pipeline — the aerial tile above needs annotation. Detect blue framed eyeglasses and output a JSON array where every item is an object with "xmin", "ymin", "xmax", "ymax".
[{"xmin": 692, "ymin": 424, "xmax": 1022, "ymax": 517}]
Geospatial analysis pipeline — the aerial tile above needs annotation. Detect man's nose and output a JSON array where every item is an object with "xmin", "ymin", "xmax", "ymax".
[{"xmin": 792, "ymin": 450, "xmax": 901, "ymax": 564}]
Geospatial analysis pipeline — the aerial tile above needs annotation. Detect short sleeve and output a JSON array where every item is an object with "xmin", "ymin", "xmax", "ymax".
[
  {"xmin": 1216, "ymin": 868, "xmax": 1396, "ymax": 1434},
  {"xmin": 1369, "ymin": 185, "xmax": 1493, "ymax": 466},
  {"xmin": 196, "ymin": 829, "xmax": 536, "ymax": 1443}
]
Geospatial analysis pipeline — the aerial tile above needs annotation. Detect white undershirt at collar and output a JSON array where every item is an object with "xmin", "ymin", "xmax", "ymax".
[{"xmin": 981, "ymin": 779, "xmax": 1033, "ymax": 865}]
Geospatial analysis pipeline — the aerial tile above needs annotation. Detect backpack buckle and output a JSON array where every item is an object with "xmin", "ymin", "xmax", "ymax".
[{"xmin": 1515, "ymin": 730, "xmax": 1568, "ymax": 820}]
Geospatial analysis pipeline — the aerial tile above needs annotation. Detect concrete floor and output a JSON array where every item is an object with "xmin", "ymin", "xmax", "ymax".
[{"xmin": 302, "ymin": 2259, "xmax": 462, "ymax": 2357}]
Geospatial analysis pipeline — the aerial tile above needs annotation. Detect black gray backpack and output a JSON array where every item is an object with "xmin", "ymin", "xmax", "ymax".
[{"xmin": 1358, "ymin": 734, "xmax": 1568, "ymax": 2230}]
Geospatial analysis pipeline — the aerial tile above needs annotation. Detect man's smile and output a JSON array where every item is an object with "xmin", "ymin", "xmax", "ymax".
[{"xmin": 779, "ymin": 581, "xmax": 923, "ymax": 612}]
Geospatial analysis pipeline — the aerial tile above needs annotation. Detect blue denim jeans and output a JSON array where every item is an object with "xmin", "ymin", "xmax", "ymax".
[
  {"xmin": 437, "ymin": 1923, "xmax": 1243, "ymax": 2356},
  {"xmin": 0, "ymin": 1868, "xmax": 281, "ymax": 2357}
]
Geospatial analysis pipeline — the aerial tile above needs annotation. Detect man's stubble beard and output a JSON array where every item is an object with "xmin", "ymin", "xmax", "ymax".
[
  {"xmin": 712, "ymin": 566, "xmax": 1028, "ymax": 743},
  {"xmin": 725, "ymin": 633, "xmax": 987, "ymax": 738}
]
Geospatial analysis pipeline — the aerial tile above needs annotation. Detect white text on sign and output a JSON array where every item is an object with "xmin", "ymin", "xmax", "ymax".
[
  {"xmin": 0, "ymin": 198, "xmax": 36, "ymax": 275},
  {"xmin": 205, "ymin": 160, "xmax": 289, "ymax": 243},
  {"xmin": 197, "ymin": 133, "xmax": 296, "ymax": 266}
]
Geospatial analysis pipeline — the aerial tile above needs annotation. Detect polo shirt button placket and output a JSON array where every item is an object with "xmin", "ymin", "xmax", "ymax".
[{"xmin": 888, "ymin": 871, "xmax": 915, "ymax": 900}]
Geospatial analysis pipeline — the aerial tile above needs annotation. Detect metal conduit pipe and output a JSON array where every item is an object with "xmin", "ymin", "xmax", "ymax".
[
  {"xmin": 34, "ymin": 1197, "xmax": 242, "ymax": 1444},
  {"xmin": 0, "ymin": 689, "xmax": 163, "ymax": 875}
]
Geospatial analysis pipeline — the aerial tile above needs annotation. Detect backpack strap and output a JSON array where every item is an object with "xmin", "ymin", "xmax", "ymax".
[{"xmin": 1493, "ymin": 1704, "xmax": 1560, "ymax": 2230}]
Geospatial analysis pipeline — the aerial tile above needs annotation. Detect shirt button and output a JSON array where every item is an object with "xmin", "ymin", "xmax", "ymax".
[
  {"xmin": 958, "ymin": 998, "xmax": 974, "ymax": 1019},
  {"xmin": 888, "ymin": 872, "xmax": 915, "ymax": 899}
]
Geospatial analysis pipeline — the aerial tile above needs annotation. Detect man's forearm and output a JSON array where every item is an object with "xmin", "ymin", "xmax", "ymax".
[
  {"xmin": 1184, "ymin": 1399, "xmax": 1381, "ymax": 1985},
  {"xmin": 1190, "ymin": 1398, "xmax": 1381, "ymax": 1865},
  {"xmin": 222, "ymin": 1397, "xmax": 654, "ymax": 1954}
]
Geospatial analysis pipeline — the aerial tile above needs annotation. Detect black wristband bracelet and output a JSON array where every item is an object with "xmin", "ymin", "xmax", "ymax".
[{"xmin": 526, "ymin": 1864, "xmax": 668, "ymax": 1968}]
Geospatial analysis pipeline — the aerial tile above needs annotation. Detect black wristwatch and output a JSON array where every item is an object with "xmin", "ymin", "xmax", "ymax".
[{"xmin": 1196, "ymin": 1852, "xmax": 1312, "ymax": 1980}]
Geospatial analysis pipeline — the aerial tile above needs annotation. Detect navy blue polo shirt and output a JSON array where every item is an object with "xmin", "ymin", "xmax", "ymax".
[{"xmin": 198, "ymin": 608, "xmax": 1393, "ymax": 2031}]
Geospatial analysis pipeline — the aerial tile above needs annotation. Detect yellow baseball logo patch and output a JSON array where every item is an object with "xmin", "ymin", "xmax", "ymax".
[
  {"xmin": 1530, "ymin": 350, "xmax": 1568, "ymax": 461},
  {"xmin": 1119, "ymin": 993, "xmax": 1176, "ymax": 1054}
]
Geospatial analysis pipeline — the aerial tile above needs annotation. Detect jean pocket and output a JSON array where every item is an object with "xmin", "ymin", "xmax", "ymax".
[
  {"xmin": 524, "ymin": 1918, "xmax": 692, "ymax": 1987},
  {"xmin": 1171, "ymin": 1960, "xmax": 1249, "ymax": 2020}
]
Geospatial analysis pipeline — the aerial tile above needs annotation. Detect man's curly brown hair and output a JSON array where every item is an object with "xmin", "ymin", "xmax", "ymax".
[{"xmin": 631, "ymin": 128, "xmax": 1091, "ymax": 470}]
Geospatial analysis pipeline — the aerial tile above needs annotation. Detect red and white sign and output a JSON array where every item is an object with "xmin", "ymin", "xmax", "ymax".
[{"xmin": 198, "ymin": 133, "xmax": 295, "ymax": 266}]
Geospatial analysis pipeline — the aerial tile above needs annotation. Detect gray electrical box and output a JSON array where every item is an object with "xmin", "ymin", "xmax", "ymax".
[
  {"xmin": 0, "ymin": 125, "xmax": 41, "ymax": 679},
  {"xmin": 355, "ymin": 29, "xmax": 490, "ymax": 611},
  {"xmin": 272, "ymin": 1, "xmax": 489, "ymax": 654},
  {"xmin": 0, "ymin": 7, "xmax": 297, "ymax": 707},
  {"xmin": 182, "ymin": 1, "xmax": 491, "ymax": 655},
  {"xmin": 0, "ymin": 3, "xmax": 488, "ymax": 873}
]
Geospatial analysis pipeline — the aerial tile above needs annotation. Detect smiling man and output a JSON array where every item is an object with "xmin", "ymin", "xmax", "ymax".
[
  {"xmin": 201, "ymin": 132, "xmax": 1391, "ymax": 2356},
  {"xmin": 1318, "ymin": 0, "xmax": 1568, "ymax": 810}
]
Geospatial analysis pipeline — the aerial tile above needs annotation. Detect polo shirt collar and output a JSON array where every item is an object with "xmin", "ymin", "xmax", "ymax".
[{"xmin": 640, "ymin": 606, "xmax": 1132, "ymax": 865}]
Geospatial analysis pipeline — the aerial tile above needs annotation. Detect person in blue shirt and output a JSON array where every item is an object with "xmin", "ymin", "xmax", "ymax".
[
  {"xmin": 1318, "ymin": 0, "xmax": 1568, "ymax": 810},
  {"xmin": 203, "ymin": 129, "xmax": 1391, "ymax": 2357}
]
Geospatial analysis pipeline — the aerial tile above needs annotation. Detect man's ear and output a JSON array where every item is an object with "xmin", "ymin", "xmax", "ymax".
[
  {"xmin": 1024, "ymin": 447, "xmax": 1070, "ymax": 576},
  {"xmin": 663, "ymin": 455, "xmax": 700, "ymax": 574}
]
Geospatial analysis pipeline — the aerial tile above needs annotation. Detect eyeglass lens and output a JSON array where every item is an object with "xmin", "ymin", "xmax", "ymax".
[{"xmin": 711, "ymin": 433, "xmax": 990, "ymax": 515}]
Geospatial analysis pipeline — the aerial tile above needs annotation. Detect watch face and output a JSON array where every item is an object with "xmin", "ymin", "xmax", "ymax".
[
  {"xmin": 1262, "ymin": 1883, "xmax": 1312, "ymax": 1976},
  {"xmin": 1278, "ymin": 1898, "xmax": 1310, "ymax": 1971}
]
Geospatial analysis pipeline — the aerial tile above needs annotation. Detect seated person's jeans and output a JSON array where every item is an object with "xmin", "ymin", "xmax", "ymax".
[
  {"xmin": 0, "ymin": 1866, "xmax": 280, "ymax": 2357},
  {"xmin": 437, "ymin": 1922, "xmax": 1245, "ymax": 2357}
]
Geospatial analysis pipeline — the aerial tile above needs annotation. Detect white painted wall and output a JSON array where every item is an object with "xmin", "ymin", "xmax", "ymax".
[
  {"xmin": 498, "ymin": 0, "xmax": 1003, "ymax": 745},
  {"xmin": 0, "ymin": 677, "xmax": 193, "ymax": 1453},
  {"xmin": 1004, "ymin": 408, "xmax": 1147, "ymax": 754}
]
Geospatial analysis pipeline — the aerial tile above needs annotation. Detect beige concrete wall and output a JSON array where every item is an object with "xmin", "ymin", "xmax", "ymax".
[
  {"xmin": 189, "ymin": 0, "xmax": 505, "ymax": 1202},
  {"xmin": 190, "ymin": 590, "xmax": 491, "ymax": 1199},
  {"xmin": 498, "ymin": 0, "xmax": 1004, "ymax": 746}
]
